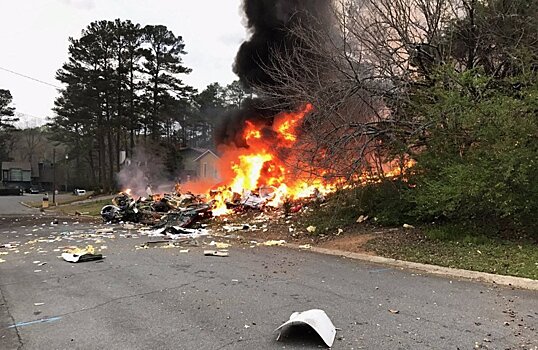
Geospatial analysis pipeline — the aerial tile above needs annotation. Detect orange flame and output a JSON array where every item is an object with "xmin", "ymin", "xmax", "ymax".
[{"xmin": 182, "ymin": 102, "xmax": 414, "ymax": 216}]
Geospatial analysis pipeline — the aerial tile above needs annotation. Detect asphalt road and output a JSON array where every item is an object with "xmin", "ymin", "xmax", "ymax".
[
  {"xmin": 0, "ymin": 216, "xmax": 537, "ymax": 350},
  {"xmin": 0, "ymin": 195, "xmax": 40, "ymax": 215}
]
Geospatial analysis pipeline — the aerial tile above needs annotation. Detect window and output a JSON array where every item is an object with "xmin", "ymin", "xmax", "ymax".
[
  {"xmin": 203, "ymin": 163, "xmax": 207, "ymax": 178},
  {"xmin": 2, "ymin": 170, "xmax": 8, "ymax": 181}
]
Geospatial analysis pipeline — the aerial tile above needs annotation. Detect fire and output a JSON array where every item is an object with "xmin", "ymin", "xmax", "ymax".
[
  {"xmin": 180, "ymin": 102, "xmax": 415, "ymax": 216},
  {"xmin": 117, "ymin": 103, "xmax": 416, "ymax": 220},
  {"xmin": 206, "ymin": 103, "xmax": 341, "ymax": 215},
  {"xmin": 244, "ymin": 121, "xmax": 262, "ymax": 141}
]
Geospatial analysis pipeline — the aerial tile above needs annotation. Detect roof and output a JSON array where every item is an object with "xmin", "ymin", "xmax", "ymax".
[
  {"xmin": 1, "ymin": 162, "xmax": 31, "ymax": 171},
  {"xmin": 179, "ymin": 147, "xmax": 206, "ymax": 154},
  {"xmin": 193, "ymin": 149, "xmax": 220, "ymax": 162}
]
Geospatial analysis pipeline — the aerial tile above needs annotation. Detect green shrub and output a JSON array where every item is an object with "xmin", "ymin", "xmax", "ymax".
[{"xmin": 407, "ymin": 68, "xmax": 538, "ymax": 237}]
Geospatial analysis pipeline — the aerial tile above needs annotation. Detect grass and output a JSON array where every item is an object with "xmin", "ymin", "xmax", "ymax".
[
  {"xmin": 296, "ymin": 184, "xmax": 538, "ymax": 280},
  {"xmin": 365, "ymin": 225, "xmax": 538, "ymax": 280},
  {"xmin": 51, "ymin": 198, "xmax": 111, "ymax": 217}
]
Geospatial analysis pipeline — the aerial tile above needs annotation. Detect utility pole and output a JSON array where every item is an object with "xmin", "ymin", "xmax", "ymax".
[
  {"xmin": 65, "ymin": 154, "xmax": 69, "ymax": 192},
  {"xmin": 52, "ymin": 148, "xmax": 56, "ymax": 205}
]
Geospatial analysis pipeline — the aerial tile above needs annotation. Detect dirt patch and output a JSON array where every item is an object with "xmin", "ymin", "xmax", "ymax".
[
  {"xmin": 206, "ymin": 210, "xmax": 397, "ymax": 254},
  {"xmin": 318, "ymin": 233, "xmax": 376, "ymax": 254}
]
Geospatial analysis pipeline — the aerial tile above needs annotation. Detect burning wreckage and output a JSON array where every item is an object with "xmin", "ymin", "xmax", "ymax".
[
  {"xmin": 100, "ymin": 185, "xmax": 326, "ymax": 230},
  {"xmin": 101, "ymin": 101, "xmax": 412, "ymax": 232},
  {"xmin": 101, "ymin": 104, "xmax": 337, "ymax": 231}
]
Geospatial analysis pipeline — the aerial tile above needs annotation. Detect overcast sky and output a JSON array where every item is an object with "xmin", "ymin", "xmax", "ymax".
[{"xmin": 0, "ymin": 0, "xmax": 246, "ymax": 127}]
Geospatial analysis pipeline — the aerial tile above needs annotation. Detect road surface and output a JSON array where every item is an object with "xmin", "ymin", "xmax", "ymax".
[
  {"xmin": 0, "ymin": 195, "xmax": 40, "ymax": 215},
  {"xmin": 0, "ymin": 216, "xmax": 536, "ymax": 349}
]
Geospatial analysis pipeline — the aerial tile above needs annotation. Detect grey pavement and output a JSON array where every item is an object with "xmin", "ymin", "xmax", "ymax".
[
  {"xmin": 0, "ymin": 216, "xmax": 537, "ymax": 350},
  {"xmin": 0, "ymin": 195, "xmax": 40, "ymax": 215},
  {"xmin": 0, "ymin": 193, "xmax": 114, "ymax": 217}
]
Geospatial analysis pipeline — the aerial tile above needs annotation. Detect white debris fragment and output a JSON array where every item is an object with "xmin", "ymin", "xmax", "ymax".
[
  {"xmin": 261, "ymin": 240, "xmax": 286, "ymax": 246},
  {"xmin": 209, "ymin": 241, "xmax": 231, "ymax": 249},
  {"xmin": 96, "ymin": 228, "xmax": 114, "ymax": 234},
  {"xmin": 275, "ymin": 309, "xmax": 336, "ymax": 347},
  {"xmin": 356, "ymin": 215, "xmax": 368, "ymax": 223},
  {"xmin": 306, "ymin": 226, "xmax": 317, "ymax": 233},
  {"xmin": 203, "ymin": 250, "xmax": 229, "ymax": 257}
]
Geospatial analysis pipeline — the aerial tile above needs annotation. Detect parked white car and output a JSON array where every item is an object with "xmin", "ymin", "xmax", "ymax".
[{"xmin": 74, "ymin": 189, "xmax": 86, "ymax": 196}]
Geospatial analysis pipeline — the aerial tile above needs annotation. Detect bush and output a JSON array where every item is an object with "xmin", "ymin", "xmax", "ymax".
[
  {"xmin": 407, "ymin": 68, "xmax": 538, "ymax": 237},
  {"xmin": 303, "ymin": 180, "xmax": 413, "ymax": 231}
]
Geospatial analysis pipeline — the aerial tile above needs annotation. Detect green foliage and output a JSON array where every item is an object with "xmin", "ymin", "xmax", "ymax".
[
  {"xmin": 163, "ymin": 142, "xmax": 184, "ymax": 176},
  {"xmin": 0, "ymin": 89, "xmax": 17, "ymax": 162},
  {"xmin": 51, "ymin": 19, "xmax": 195, "ymax": 189},
  {"xmin": 407, "ymin": 68, "xmax": 538, "ymax": 236},
  {"xmin": 351, "ymin": 180, "xmax": 414, "ymax": 226},
  {"xmin": 0, "ymin": 89, "xmax": 17, "ymax": 128},
  {"xmin": 303, "ymin": 180, "xmax": 413, "ymax": 232}
]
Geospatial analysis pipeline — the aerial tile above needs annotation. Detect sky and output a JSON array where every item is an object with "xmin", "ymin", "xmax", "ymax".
[{"xmin": 0, "ymin": 0, "xmax": 247, "ymax": 127}]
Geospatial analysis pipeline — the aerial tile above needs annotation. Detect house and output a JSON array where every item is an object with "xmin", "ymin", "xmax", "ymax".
[
  {"xmin": 178, "ymin": 147, "xmax": 220, "ymax": 182},
  {"xmin": 1, "ymin": 162, "xmax": 32, "ymax": 189},
  {"xmin": 193, "ymin": 149, "xmax": 220, "ymax": 181}
]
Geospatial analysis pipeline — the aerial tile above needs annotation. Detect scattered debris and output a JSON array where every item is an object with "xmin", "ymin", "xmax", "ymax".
[
  {"xmin": 33, "ymin": 303, "xmax": 44, "ymax": 306},
  {"xmin": 100, "ymin": 191, "xmax": 210, "ymax": 225},
  {"xmin": 61, "ymin": 245, "xmax": 103, "ymax": 263},
  {"xmin": 209, "ymin": 241, "xmax": 231, "ymax": 249},
  {"xmin": 403, "ymin": 223, "xmax": 415, "ymax": 229},
  {"xmin": 261, "ymin": 240, "xmax": 286, "ymax": 246},
  {"xmin": 298, "ymin": 244, "xmax": 312, "ymax": 249},
  {"xmin": 203, "ymin": 250, "xmax": 229, "ymax": 257},
  {"xmin": 388, "ymin": 309, "xmax": 400, "ymax": 314},
  {"xmin": 306, "ymin": 225, "xmax": 317, "ymax": 233},
  {"xmin": 96, "ymin": 228, "xmax": 114, "ymax": 234},
  {"xmin": 223, "ymin": 224, "xmax": 250, "ymax": 232},
  {"xmin": 275, "ymin": 309, "xmax": 336, "ymax": 347},
  {"xmin": 356, "ymin": 215, "xmax": 368, "ymax": 223}
]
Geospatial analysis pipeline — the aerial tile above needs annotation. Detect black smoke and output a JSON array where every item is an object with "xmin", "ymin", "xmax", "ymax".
[
  {"xmin": 234, "ymin": 0, "xmax": 330, "ymax": 88},
  {"xmin": 215, "ymin": 0, "xmax": 332, "ymax": 148}
]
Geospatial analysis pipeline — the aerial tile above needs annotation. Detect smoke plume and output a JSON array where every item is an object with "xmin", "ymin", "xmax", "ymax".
[
  {"xmin": 116, "ymin": 146, "xmax": 175, "ymax": 196},
  {"xmin": 234, "ymin": 0, "xmax": 331, "ymax": 88},
  {"xmin": 215, "ymin": 0, "xmax": 332, "ymax": 148}
]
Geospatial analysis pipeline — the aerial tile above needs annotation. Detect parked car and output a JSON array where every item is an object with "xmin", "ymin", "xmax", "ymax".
[
  {"xmin": 29, "ymin": 187, "xmax": 40, "ymax": 194},
  {"xmin": 74, "ymin": 189, "xmax": 86, "ymax": 196},
  {"xmin": 0, "ymin": 188, "xmax": 23, "ymax": 196}
]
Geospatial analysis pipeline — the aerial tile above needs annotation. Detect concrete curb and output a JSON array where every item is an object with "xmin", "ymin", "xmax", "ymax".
[
  {"xmin": 286, "ymin": 244, "xmax": 538, "ymax": 291},
  {"xmin": 19, "ymin": 201, "xmax": 35, "ymax": 209}
]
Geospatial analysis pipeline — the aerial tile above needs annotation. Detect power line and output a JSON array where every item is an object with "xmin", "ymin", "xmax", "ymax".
[{"xmin": 0, "ymin": 66, "xmax": 62, "ymax": 89}]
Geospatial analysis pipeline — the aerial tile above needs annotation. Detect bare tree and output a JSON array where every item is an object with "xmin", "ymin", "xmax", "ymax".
[
  {"xmin": 255, "ymin": 0, "xmax": 458, "ymax": 182},
  {"xmin": 18, "ymin": 119, "xmax": 46, "ymax": 164}
]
